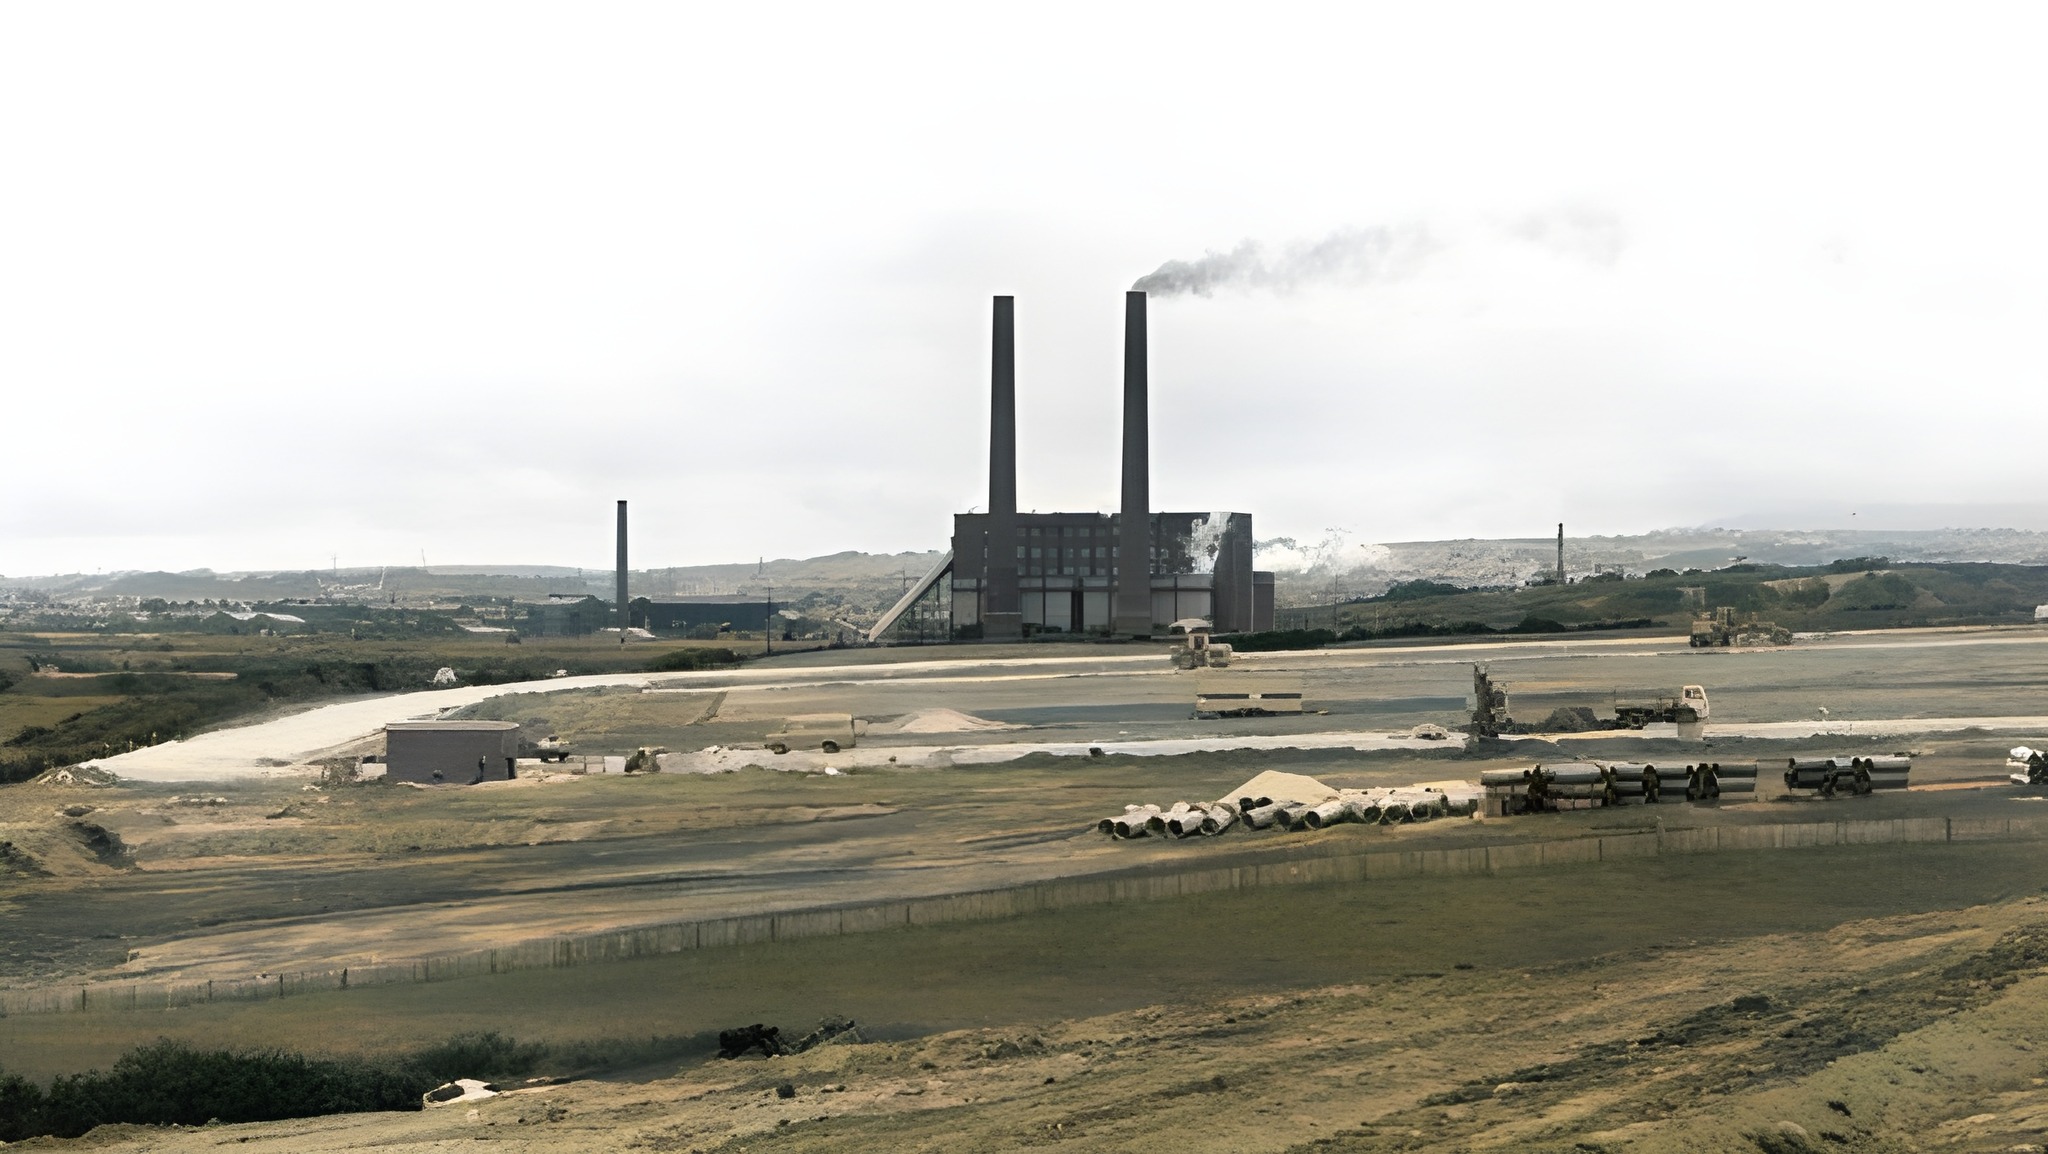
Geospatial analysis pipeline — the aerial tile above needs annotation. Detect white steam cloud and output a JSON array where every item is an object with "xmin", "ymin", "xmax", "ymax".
[
  {"xmin": 1132, "ymin": 225, "xmax": 1436, "ymax": 297},
  {"xmin": 1505, "ymin": 205, "xmax": 1626, "ymax": 266},
  {"xmin": 1185, "ymin": 512, "xmax": 1232, "ymax": 573},
  {"xmin": 1254, "ymin": 531, "xmax": 1392, "ymax": 574}
]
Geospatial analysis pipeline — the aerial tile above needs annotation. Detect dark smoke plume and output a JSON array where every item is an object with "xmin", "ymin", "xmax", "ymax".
[{"xmin": 1132, "ymin": 225, "xmax": 1434, "ymax": 297}]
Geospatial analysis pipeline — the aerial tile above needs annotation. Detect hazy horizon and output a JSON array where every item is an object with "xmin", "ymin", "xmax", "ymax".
[{"xmin": 16, "ymin": 515, "xmax": 2048, "ymax": 584}]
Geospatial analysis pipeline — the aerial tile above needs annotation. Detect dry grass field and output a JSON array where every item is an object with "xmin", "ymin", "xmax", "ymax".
[{"xmin": 10, "ymin": 840, "xmax": 2048, "ymax": 1151}]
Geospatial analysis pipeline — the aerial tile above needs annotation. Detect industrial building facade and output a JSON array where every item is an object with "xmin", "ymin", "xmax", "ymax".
[
  {"xmin": 518, "ymin": 595, "xmax": 608, "ymax": 637},
  {"xmin": 948, "ymin": 511, "xmax": 1263, "ymax": 634}
]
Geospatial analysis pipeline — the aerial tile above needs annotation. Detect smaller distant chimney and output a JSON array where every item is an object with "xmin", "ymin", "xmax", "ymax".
[
  {"xmin": 1556, "ymin": 523, "xmax": 1565, "ymax": 586},
  {"xmin": 617, "ymin": 501, "xmax": 630, "ymax": 629},
  {"xmin": 983, "ymin": 296, "xmax": 1021, "ymax": 640}
]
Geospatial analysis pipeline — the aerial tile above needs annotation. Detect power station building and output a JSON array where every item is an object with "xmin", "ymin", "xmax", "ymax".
[
  {"xmin": 870, "ymin": 291, "xmax": 1274, "ymax": 641},
  {"xmin": 947, "ymin": 511, "xmax": 1264, "ymax": 635}
]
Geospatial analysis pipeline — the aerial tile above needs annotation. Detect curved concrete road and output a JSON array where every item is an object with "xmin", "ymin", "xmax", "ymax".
[{"xmin": 79, "ymin": 652, "xmax": 1171, "ymax": 781}]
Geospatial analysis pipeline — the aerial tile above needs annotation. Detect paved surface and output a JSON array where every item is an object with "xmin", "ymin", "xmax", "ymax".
[{"xmin": 83, "ymin": 626, "xmax": 2048, "ymax": 782}]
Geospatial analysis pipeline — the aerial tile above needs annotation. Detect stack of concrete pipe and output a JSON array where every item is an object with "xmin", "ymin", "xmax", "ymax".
[
  {"xmin": 1854, "ymin": 755, "xmax": 1911, "ymax": 790},
  {"xmin": 1608, "ymin": 761, "xmax": 1650, "ymax": 802},
  {"xmin": 1783, "ymin": 755, "xmax": 1910, "ymax": 797},
  {"xmin": 1293, "ymin": 786, "xmax": 1474, "ymax": 830},
  {"xmin": 1101, "ymin": 772, "xmax": 1484, "ymax": 840},
  {"xmin": 1482, "ymin": 760, "xmax": 1757, "ymax": 814},
  {"xmin": 1098, "ymin": 804, "xmax": 1162, "ymax": 838},
  {"xmin": 1691, "ymin": 760, "xmax": 1758, "ymax": 800},
  {"xmin": 1634, "ymin": 763, "xmax": 1690, "ymax": 803},
  {"xmin": 1479, "ymin": 766, "xmax": 1543, "ymax": 815},
  {"xmin": 1541, "ymin": 762, "xmax": 1617, "ymax": 808},
  {"xmin": 1481, "ymin": 763, "xmax": 1615, "ymax": 815},
  {"xmin": 1097, "ymin": 801, "xmax": 1241, "ymax": 839}
]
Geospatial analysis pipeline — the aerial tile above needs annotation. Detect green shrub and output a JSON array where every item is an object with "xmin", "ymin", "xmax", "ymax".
[
  {"xmin": 1227, "ymin": 628, "xmax": 1339, "ymax": 652},
  {"xmin": 646, "ymin": 648, "xmax": 740, "ymax": 672},
  {"xmin": 1376, "ymin": 580, "xmax": 1463, "ymax": 602},
  {"xmin": 0, "ymin": 1030, "xmax": 702, "ymax": 1141},
  {"xmin": 1830, "ymin": 571, "xmax": 1918, "ymax": 612},
  {"xmin": 2, "ymin": 1041, "xmax": 431, "ymax": 1141}
]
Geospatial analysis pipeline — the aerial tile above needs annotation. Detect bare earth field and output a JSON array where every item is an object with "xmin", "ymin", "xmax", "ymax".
[{"xmin": 8, "ymin": 627, "xmax": 2048, "ymax": 1149}]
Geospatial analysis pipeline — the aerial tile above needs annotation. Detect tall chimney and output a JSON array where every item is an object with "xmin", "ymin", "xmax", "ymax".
[
  {"xmin": 982, "ymin": 296, "xmax": 1022, "ymax": 640},
  {"xmin": 1113, "ymin": 290, "xmax": 1153, "ymax": 636},
  {"xmin": 617, "ymin": 500, "xmax": 630, "ymax": 629},
  {"xmin": 1556, "ymin": 522, "xmax": 1565, "ymax": 586}
]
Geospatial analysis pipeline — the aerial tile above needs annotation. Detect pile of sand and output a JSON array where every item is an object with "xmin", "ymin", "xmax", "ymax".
[{"xmin": 875, "ymin": 709, "xmax": 1017, "ymax": 735}]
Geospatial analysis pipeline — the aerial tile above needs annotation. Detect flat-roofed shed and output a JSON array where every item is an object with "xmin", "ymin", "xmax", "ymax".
[{"xmin": 383, "ymin": 721, "xmax": 520, "ymax": 785}]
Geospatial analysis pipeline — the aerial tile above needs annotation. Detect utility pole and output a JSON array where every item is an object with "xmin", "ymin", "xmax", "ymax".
[{"xmin": 763, "ymin": 582, "xmax": 773, "ymax": 656}]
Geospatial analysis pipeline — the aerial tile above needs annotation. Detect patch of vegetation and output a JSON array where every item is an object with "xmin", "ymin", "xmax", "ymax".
[
  {"xmin": 0, "ymin": 1030, "xmax": 698, "ymax": 1141},
  {"xmin": 1225, "ymin": 616, "xmax": 1655, "ymax": 652},
  {"xmin": 1284, "ymin": 559, "xmax": 2048, "ymax": 635},
  {"xmin": 646, "ymin": 647, "xmax": 741, "ymax": 672},
  {"xmin": 1376, "ymin": 579, "xmax": 1466, "ymax": 601},
  {"xmin": 1830, "ymin": 571, "xmax": 1919, "ymax": 612}
]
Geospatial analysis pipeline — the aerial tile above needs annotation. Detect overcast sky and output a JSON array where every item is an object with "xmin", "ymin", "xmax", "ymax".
[{"xmin": 4, "ymin": 2, "xmax": 2044, "ymax": 575}]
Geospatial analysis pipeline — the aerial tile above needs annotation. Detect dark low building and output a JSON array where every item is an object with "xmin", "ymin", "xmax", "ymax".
[
  {"xmin": 638, "ymin": 596, "xmax": 775, "ymax": 634},
  {"xmin": 383, "ymin": 721, "xmax": 520, "ymax": 784},
  {"xmin": 519, "ymin": 595, "xmax": 608, "ymax": 637}
]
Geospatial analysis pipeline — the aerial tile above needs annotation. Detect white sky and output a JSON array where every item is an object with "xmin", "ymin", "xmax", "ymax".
[{"xmin": 3, "ymin": 2, "xmax": 2044, "ymax": 575}]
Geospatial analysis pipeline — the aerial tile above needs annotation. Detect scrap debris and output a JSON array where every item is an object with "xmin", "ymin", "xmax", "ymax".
[{"xmin": 717, "ymin": 1016, "xmax": 861, "ymax": 1059}]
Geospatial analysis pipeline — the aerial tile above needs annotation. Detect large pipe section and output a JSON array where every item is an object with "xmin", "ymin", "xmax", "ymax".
[
  {"xmin": 1783, "ymin": 754, "xmax": 1913, "ymax": 796},
  {"xmin": 616, "ymin": 500, "xmax": 629, "ymax": 629},
  {"xmin": 982, "ymin": 296, "xmax": 1023, "ymax": 639},
  {"xmin": 1100, "ymin": 804, "xmax": 1160, "ymax": 838},
  {"xmin": 1112, "ymin": 291, "xmax": 1153, "ymax": 637},
  {"xmin": 1607, "ymin": 761, "xmax": 1650, "ymax": 801},
  {"xmin": 1147, "ymin": 801, "xmax": 1201, "ymax": 834}
]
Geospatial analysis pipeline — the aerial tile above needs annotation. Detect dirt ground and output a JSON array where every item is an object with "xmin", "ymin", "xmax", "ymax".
[
  {"xmin": 15, "ymin": 840, "xmax": 2048, "ymax": 1152},
  {"xmin": 10, "ymin": 627, "xmax": 2048, "ymax": 1148}
]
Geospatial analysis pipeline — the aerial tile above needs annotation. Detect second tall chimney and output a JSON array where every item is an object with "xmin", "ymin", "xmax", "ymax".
[
  {"xmin": 982, "ymin": 297, "xmax": 1022, "ymax": 639},
  {"xmin": 1113, "ymin": 290, "xmax": 1153, "ymax": 636},
  {"xmin": 617, "ymin": 500, "xmax": 630, "ymax": 630}
]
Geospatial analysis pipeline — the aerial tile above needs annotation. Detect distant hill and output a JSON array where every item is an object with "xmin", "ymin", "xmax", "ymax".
[
  {"xmin": 13, "ymin": 527, "xmax": 2048, "ymax": 626},
  {"xmin": 1259, "ymin": 527, "xmax": 2048, "ymax": 606},
  {"xmin": 1274, "ymin": 558, "xmax": 2048, "ymax": 636},
  {"xmin": 0, "ymin": 551, "xmax": 949, "ymax": 622}
]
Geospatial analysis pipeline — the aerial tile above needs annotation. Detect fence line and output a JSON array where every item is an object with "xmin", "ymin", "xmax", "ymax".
[{"xmin": 6, "ymin": 813, "xmax": 2039, "ymax": 1018}]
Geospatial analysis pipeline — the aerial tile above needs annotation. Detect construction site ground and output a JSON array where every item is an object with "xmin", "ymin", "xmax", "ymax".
[{"xmin": 9, "ymin": 625, "xmax": 2048, "ymax": 1149}]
